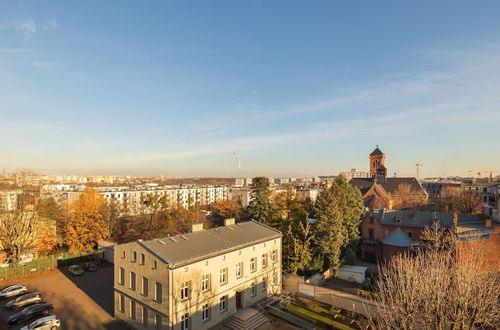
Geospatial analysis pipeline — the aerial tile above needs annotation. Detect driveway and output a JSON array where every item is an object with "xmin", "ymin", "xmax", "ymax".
[{"xmin": 0, "ymin": 263, "xmax": 128, "ymax": 330}]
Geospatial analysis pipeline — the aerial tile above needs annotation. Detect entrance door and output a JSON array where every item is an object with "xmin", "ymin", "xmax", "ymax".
[{"xmin": 236, "ymin": 291, "xmax": 243, "ymax": 309}]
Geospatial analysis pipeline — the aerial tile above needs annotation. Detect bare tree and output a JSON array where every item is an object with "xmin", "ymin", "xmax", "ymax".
[
  {"xmin": 0, "ymin": 209, "xmax": 39, "ymax": 263},
  {"xmin": 369, "ymin": 242, "xmax": 499, "ymax": 329},
  {"xmin": 439, "ymin": 188, "xmax": 483, "ymax": 215}
]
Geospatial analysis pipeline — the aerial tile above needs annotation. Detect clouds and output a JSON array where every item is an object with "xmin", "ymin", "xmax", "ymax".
[{"xmin": 0, "ymin": 17, "xmax": 58, "ymax": 37}]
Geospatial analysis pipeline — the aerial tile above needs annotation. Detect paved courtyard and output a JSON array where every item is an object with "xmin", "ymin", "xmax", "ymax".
[{"xmin": 0, "ymin": 263, "xmax": 128, "ymax": 330}]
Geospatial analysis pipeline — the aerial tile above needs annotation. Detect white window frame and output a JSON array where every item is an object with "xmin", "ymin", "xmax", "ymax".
[
  {"xmin": 202, "ymin": 303, "xmax": 210, "ymax": 322},
  {"xmin": 261, "ymin": 253, "xmax": 267, "ymax": 268},
  {"xmin": 119, "ymin": 294, "xmax": 125, "ymax": 313},
  {"xmin": 272, "ymin": 250, "xmax": 277, "ymax": 263},
  {"xmin": 181, "ymin": 313, "xmax": 189, "ymax": 330},
  {"xmin": 180, "ymin": 281, "xmax": 190, "ymax": 300},
  {"xmin": 219, "ymin": 295, "xmax": 227, "ymax": 312},
  {"xmin": 236, "ymin": 262, "xmax": 243, "ymax": 278},
  {"xmin": 201, "ymin": 274, "xmax": 210, "ymax": 292},
  {"xmin": 219, "ymin": 268, "xmax": 227, "ymax": 285},
  {"xmin": 250, "ymin": 257, "xmax": 256, "ymax": 272},
  {"xmin": 251, "ymin": 282, "xmax": 256, "ymax": 297}
]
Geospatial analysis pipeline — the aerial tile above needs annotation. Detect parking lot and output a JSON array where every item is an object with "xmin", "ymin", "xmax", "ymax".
[{"xmin": 0, "ymin": 263, "xmax": 129, "ymax": 330}]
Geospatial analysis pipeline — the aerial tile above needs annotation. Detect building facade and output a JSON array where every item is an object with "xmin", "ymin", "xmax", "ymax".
[{"xmin": 113, "ymin": 220, "xmax": 282, "ymax": 330}]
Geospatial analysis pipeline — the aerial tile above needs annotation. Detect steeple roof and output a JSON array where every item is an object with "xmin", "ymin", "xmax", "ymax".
[{"xmin": 370, "ymin": 146, "xmax": 384, "ymax": 156}]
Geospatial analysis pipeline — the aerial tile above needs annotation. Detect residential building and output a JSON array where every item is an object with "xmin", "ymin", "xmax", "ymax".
[
  {"xmin": 339, "ymin": 168, "xmax": 370, "ymax": 181},
  {"xmin": 113, "ymin": 220, "xmax": 282, "ymax": 330},
  {"xmin": 359, "ymin": 209, "xmax": 500, "ymax": 271},
  {"xmin": 229, "ymin": 187, "xmax": 252, "ymax": 207}
]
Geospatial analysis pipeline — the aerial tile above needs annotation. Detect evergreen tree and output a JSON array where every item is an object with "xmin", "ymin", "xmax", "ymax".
[
  {"xmin": 245, "ymin": 177, "xmax": 274, "ymax": 225},
  {"xmin": 282, "ymin": 205, "xmax": 315, "ymax": 274},
  {"xmin": 314, "ymin": 176, "xmax": 364, "ymax": 270}
]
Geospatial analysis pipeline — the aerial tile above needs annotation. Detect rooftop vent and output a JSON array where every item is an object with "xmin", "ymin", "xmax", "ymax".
[
  {"xmin": 224, "ymin": 218, "xmax": 235, "ymax": 226},
  {"xmin": 157, "ymin": 239, "xmax": 166, "ymax": 245},
  {"xmin": 169, "ymin": 237, "xmax": 178, "ymax": 243},
  {"xmin": 180, "ymin": 235, "xmax": 189, "ymax": 240}
]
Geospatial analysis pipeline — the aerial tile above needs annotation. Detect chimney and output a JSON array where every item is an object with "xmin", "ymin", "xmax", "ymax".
[
  {"xmin": 452, "ymin": 212, "xmax": 458, "ymax": 234},
  {"xmin": 224, "ymin": 218, "xmax": 235, "ymax": 226},
  {"xmin": 192, "ymin": 223, "xmax": 204, "ymax": 232},
  {"xmin": 485, "ymin": 219, "xmax": 492, "ymax": 228}
]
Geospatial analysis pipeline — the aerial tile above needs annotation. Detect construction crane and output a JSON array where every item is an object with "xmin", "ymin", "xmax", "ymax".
[
  {"xmin": 416, "ymin": 163, "xmax": 423, "ymax": 180},
  {"xmin": 468, "ymin": 170, "xmax": 500, "ymax": 181}
]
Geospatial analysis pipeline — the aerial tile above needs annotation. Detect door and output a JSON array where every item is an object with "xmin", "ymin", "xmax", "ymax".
[{"xmin": 236, "ymin": 291, "xmax": 243, "ymax": 309}]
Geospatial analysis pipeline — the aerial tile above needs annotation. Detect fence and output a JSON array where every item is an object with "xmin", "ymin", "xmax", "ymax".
[{"xmin": 0, "ymin": 250, "xmax": 104, "ymax": 281}]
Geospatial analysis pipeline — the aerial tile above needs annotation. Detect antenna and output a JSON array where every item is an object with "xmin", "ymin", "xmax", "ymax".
[{"xmin": 232, "ymin": 149, "xmax": 241, "ymax": 169}]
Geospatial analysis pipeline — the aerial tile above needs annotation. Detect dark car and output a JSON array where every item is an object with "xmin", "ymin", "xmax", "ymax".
[
  {"xmin": 5, "ymin": 292, "xmax": 42, "ymax": 310},
  {"xmin": 8, "ymin": 303, "xmax": 53, "ymax": 325},
  {"xmin": 83, "ymin": 262, "xmax": 98, "ymax": 272}
]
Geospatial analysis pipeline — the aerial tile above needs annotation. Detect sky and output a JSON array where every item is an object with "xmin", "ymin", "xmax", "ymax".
[{"xmin": 1, "ymin": 1, "xmax": 500, "ymax": 178}]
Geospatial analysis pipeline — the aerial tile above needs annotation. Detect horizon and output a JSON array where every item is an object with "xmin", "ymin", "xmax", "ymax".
[{"xmin": 1, "ymin": 1, "xmax": 500, "ymax": 177}]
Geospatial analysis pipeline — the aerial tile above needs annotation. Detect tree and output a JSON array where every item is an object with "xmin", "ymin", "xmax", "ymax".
[
  {"xmin": 439, "ymin": 188, "xmax": 483, "ymax": 215},
  {"xmin": 416, "ymin": 220, "xmax": 456, "ymax": 253},
  {"xmin": 392, "ymin": 183, "xmax": 425, "ymax": 210},
  {"xmin": 314, "ymin": 176, "xmax": 364, "ymax": 270},
  {"xmin": 369, "ymin": 246, "xmax": 499, "ymax": 329},
  {"xmin": 210, "ymin": 198, "xmax": 243, "ymax": 225},
  {"xmin": 138, "ymin": 193, "xmax": 169, "ymax": 232},
  {"xmin": 36, "ymin": 197, "xmax": 64, "ymax": 220},
  {"xmin": 100, "ymin": 198, "xmax": 123, "ymax": 237},
  {"xmin": 65, "ymin": 188, "xmax": 109, "ymax": 253},
  {"xmin": 0, "ymin": 209, "xmax": 39, "ymax": 263},
  {"xmin": 282, "ymin": 205, "xmax": 315, "ymax": 274},
  {"xmin": 245, "ymin": 177, "xmax": 274, "ymax": 225}
]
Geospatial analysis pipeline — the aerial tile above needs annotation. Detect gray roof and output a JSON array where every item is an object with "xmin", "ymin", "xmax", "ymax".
[
  {"xmin": 139, "ymin": 220, "xmax": 281, "ymax": 268},
  {"xmin": 370, "ymin": 147, "xmax": 384, "ymax": 156},
  {"xmin": 351, "ymin": 177, "xmax": 426, "ymax": 196},
  {"xmin": 381, "ymin": 228, "xmax": 414, "ymax": 247},
  {"xmin": 374, "ymin": 210, "xmax": 477, "ymax": 228}
]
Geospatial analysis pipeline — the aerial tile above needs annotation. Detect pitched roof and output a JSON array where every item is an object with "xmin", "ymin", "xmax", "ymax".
[
  {"xmin": 373, "ymin": 210, "xmax": 477, "ymax": 228},
  {"xmin": 351, "ymin": 177, "xmax": 426, "ymax": 196},
  {"xmin": 138, "ymin": 220, "xmax": 282, "ymax": 269},
  {"xmin": 381, "ymin": 228, "xmax": 414, "ymax": 247},
  {"xmin": 370, "ymin": 147, "xmax": 384, "ymax": 156}
]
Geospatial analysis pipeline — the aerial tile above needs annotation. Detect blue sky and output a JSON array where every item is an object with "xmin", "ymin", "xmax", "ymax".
[{"xmin": 1, "ymin": 1, "xmax": 500, "ymax": 177}]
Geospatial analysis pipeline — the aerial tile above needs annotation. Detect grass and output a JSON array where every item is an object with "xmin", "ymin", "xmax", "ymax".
[{"xmin": 285, "ymin": 296, "xmax": 359, "ymax": 330}]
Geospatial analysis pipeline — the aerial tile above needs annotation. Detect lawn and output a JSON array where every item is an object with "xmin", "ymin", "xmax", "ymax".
[{"xmin": 285, "ymin": 296, "xmax": 361, "ymax": 330}]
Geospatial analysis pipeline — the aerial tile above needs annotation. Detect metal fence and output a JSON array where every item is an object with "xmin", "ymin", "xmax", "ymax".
[{"xmin": 0, "ymin": 250, "xmax": 104, "ymax": 281}]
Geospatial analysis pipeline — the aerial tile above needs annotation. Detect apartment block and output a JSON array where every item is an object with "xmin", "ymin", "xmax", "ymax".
[{"xmin": 113, "ymin": 220, "xmax": 282, "ymax": 330}]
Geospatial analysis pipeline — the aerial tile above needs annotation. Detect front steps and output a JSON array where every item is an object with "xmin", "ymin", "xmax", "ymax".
[{"xmin": 225, "ymin": 308, "xmax": 269, "ymax": 330}]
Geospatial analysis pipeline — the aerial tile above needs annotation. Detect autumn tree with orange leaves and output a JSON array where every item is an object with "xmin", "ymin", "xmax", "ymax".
[{"xmin": 65, "ymin": 188, "xmax": 109, "ymax": 253}]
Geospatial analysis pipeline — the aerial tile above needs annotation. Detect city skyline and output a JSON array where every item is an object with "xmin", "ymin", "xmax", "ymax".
[{"xmin": 1, "ymin": 1, "xmax": 500, "ymax": 177}]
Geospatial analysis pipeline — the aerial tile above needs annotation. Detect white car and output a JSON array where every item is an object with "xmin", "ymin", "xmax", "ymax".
[
  {"xmin": 0, "ymin": 285, "xmax": 28, "ymax": 299},
  {"xmin": 21, "ymin": 315, "xmax": 60, "ymax": 330}
]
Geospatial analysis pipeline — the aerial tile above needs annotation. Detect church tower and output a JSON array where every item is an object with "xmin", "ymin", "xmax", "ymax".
[{"xmin": 369, "ymin": 145, "xmax": 386, "ymax": 178}]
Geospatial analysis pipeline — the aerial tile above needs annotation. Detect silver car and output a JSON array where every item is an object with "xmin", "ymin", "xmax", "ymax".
[
  {"xmin": 5, "ymin": 292, "xmax": 42, "ymax": 310},
  {"xmin": 0, "ymin": 285, "xmax": 28, "ymax": 299},
  {"xmin": 20, "ymin": 315, "xmax": 60, "ymax": 330}
]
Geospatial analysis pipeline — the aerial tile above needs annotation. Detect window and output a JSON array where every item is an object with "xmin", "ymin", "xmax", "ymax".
[
  {"xmin": 262, "ymin": 278, "xmax": 267, "ymax": 292},
  {"xmin": 271, "ymin": 250, "xmax": 277, "ymax": 263},
  {"xmin": 155, "ymin": 282, "xmax": 162, "ymax": 303},
  {"xmin": 219, "ymin": 295, "xmax": 227, "ymax": 312},
  {"xmin": 201, "ymin": 274, "xmax": 210, "ymax": 292},
  {"xmin": 181, "ymin": 313, "xmax": 189, "ymax": 330},
  {"xmin": 121, "ymin": 251, "xmax": 126, "ymax": 259},
  {"xmin": 142, "ymin": 277, "xmax": 148, "ymax": 296},
  {"xmin": 250, "ymin": 257, "xmax": 256, "ymax": 272},
  {"xmin": 119, "ymin": 267, "xmax": 125, "ymax": 285},
  {"xmin": 153, "ymin": 260, "xmax": 157, "ymax": 270},
  {"xmin": 130, "ymin": 300, "xmax": 136, "ymax": 320},
  {"xmin": 155, "ymin": 314, "xmax": 162, "ymax": 330},
  {"xmin": 368, "ymin": 228, "xmax": 375, "ymax": 240},
  {"xmin": 202, "ymin": 303, "xmax": 210, "ymax": 322},
  {"xmin": 250, "ymin": 282, "xmax": 256, "ymax": 297},
  {"xmin": 130, "ymin": 272, "xmax": 136, "ymax": 290},
  {"xmin": 180, "ymin": 281, "xmax": 190, "ymax": 300},
  {"xmin": 142, "ymin": 306, "xmax": 148, "ymax": 326},
  {"xmin": 369, "ymin": 216, "xmax": 374, "ymax": 224},
  {"xmin": 236, "ymin": 262, "xmax": 243, "ymax": 278},
  {"xmin": 272, "ymin": 272, "xmax": 277, "ymax": 284},
  {"xmin": 140, "ymin": 253, "xmax": 145, "ymax": 265},
  {"xmin": 261, "ymin": 253, "xmax": 268, "ymax": 268},
  {"xmin": 119, "ymin": 294, "xmax": 125, "ymax": 313},
  {"xmin": 219, "ymin": 268, "xmax": 227, "ymax": 285},
  {"xmin": 408, "ymin": 231, "xmax": 412, "ymax": 238},
  {"xmin": 132, "ymin": 251, "xmax": 137, "ymax": 263}
]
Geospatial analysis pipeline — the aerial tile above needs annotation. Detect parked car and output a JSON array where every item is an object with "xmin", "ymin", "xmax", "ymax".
[
  {"xmin": 0, "ymin": 285, "xmax": 28, "ymax": 300},
  {"xmin": 68, "ymin": 265, "xmax": 84, "ymax": 276},
  {"xmin": 5, "ymin": 292, "xmax": 42, "ymax": 310},
  {"xmin": 20, "ymin": 315, "xmax": 60, "ymax": 330},
  {"xmin": 0, "ymin": 255, "xmax": 12, "ymax": 268},
  {"xmin": 8, "ymin": 303, "xmax": 53, "ymax": 325},
  {"xmin": 83, "ymin": 262, "xmax": 98, "ymax": 272},
  {"xmin": 18, "ymin": 253, "xmax": 34, "ymax": 266}
]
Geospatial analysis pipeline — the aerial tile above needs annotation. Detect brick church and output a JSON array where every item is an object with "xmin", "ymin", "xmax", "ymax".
[{"xmin": 350, "ymin": 146, "xmax": 428, "ymax": 210}]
